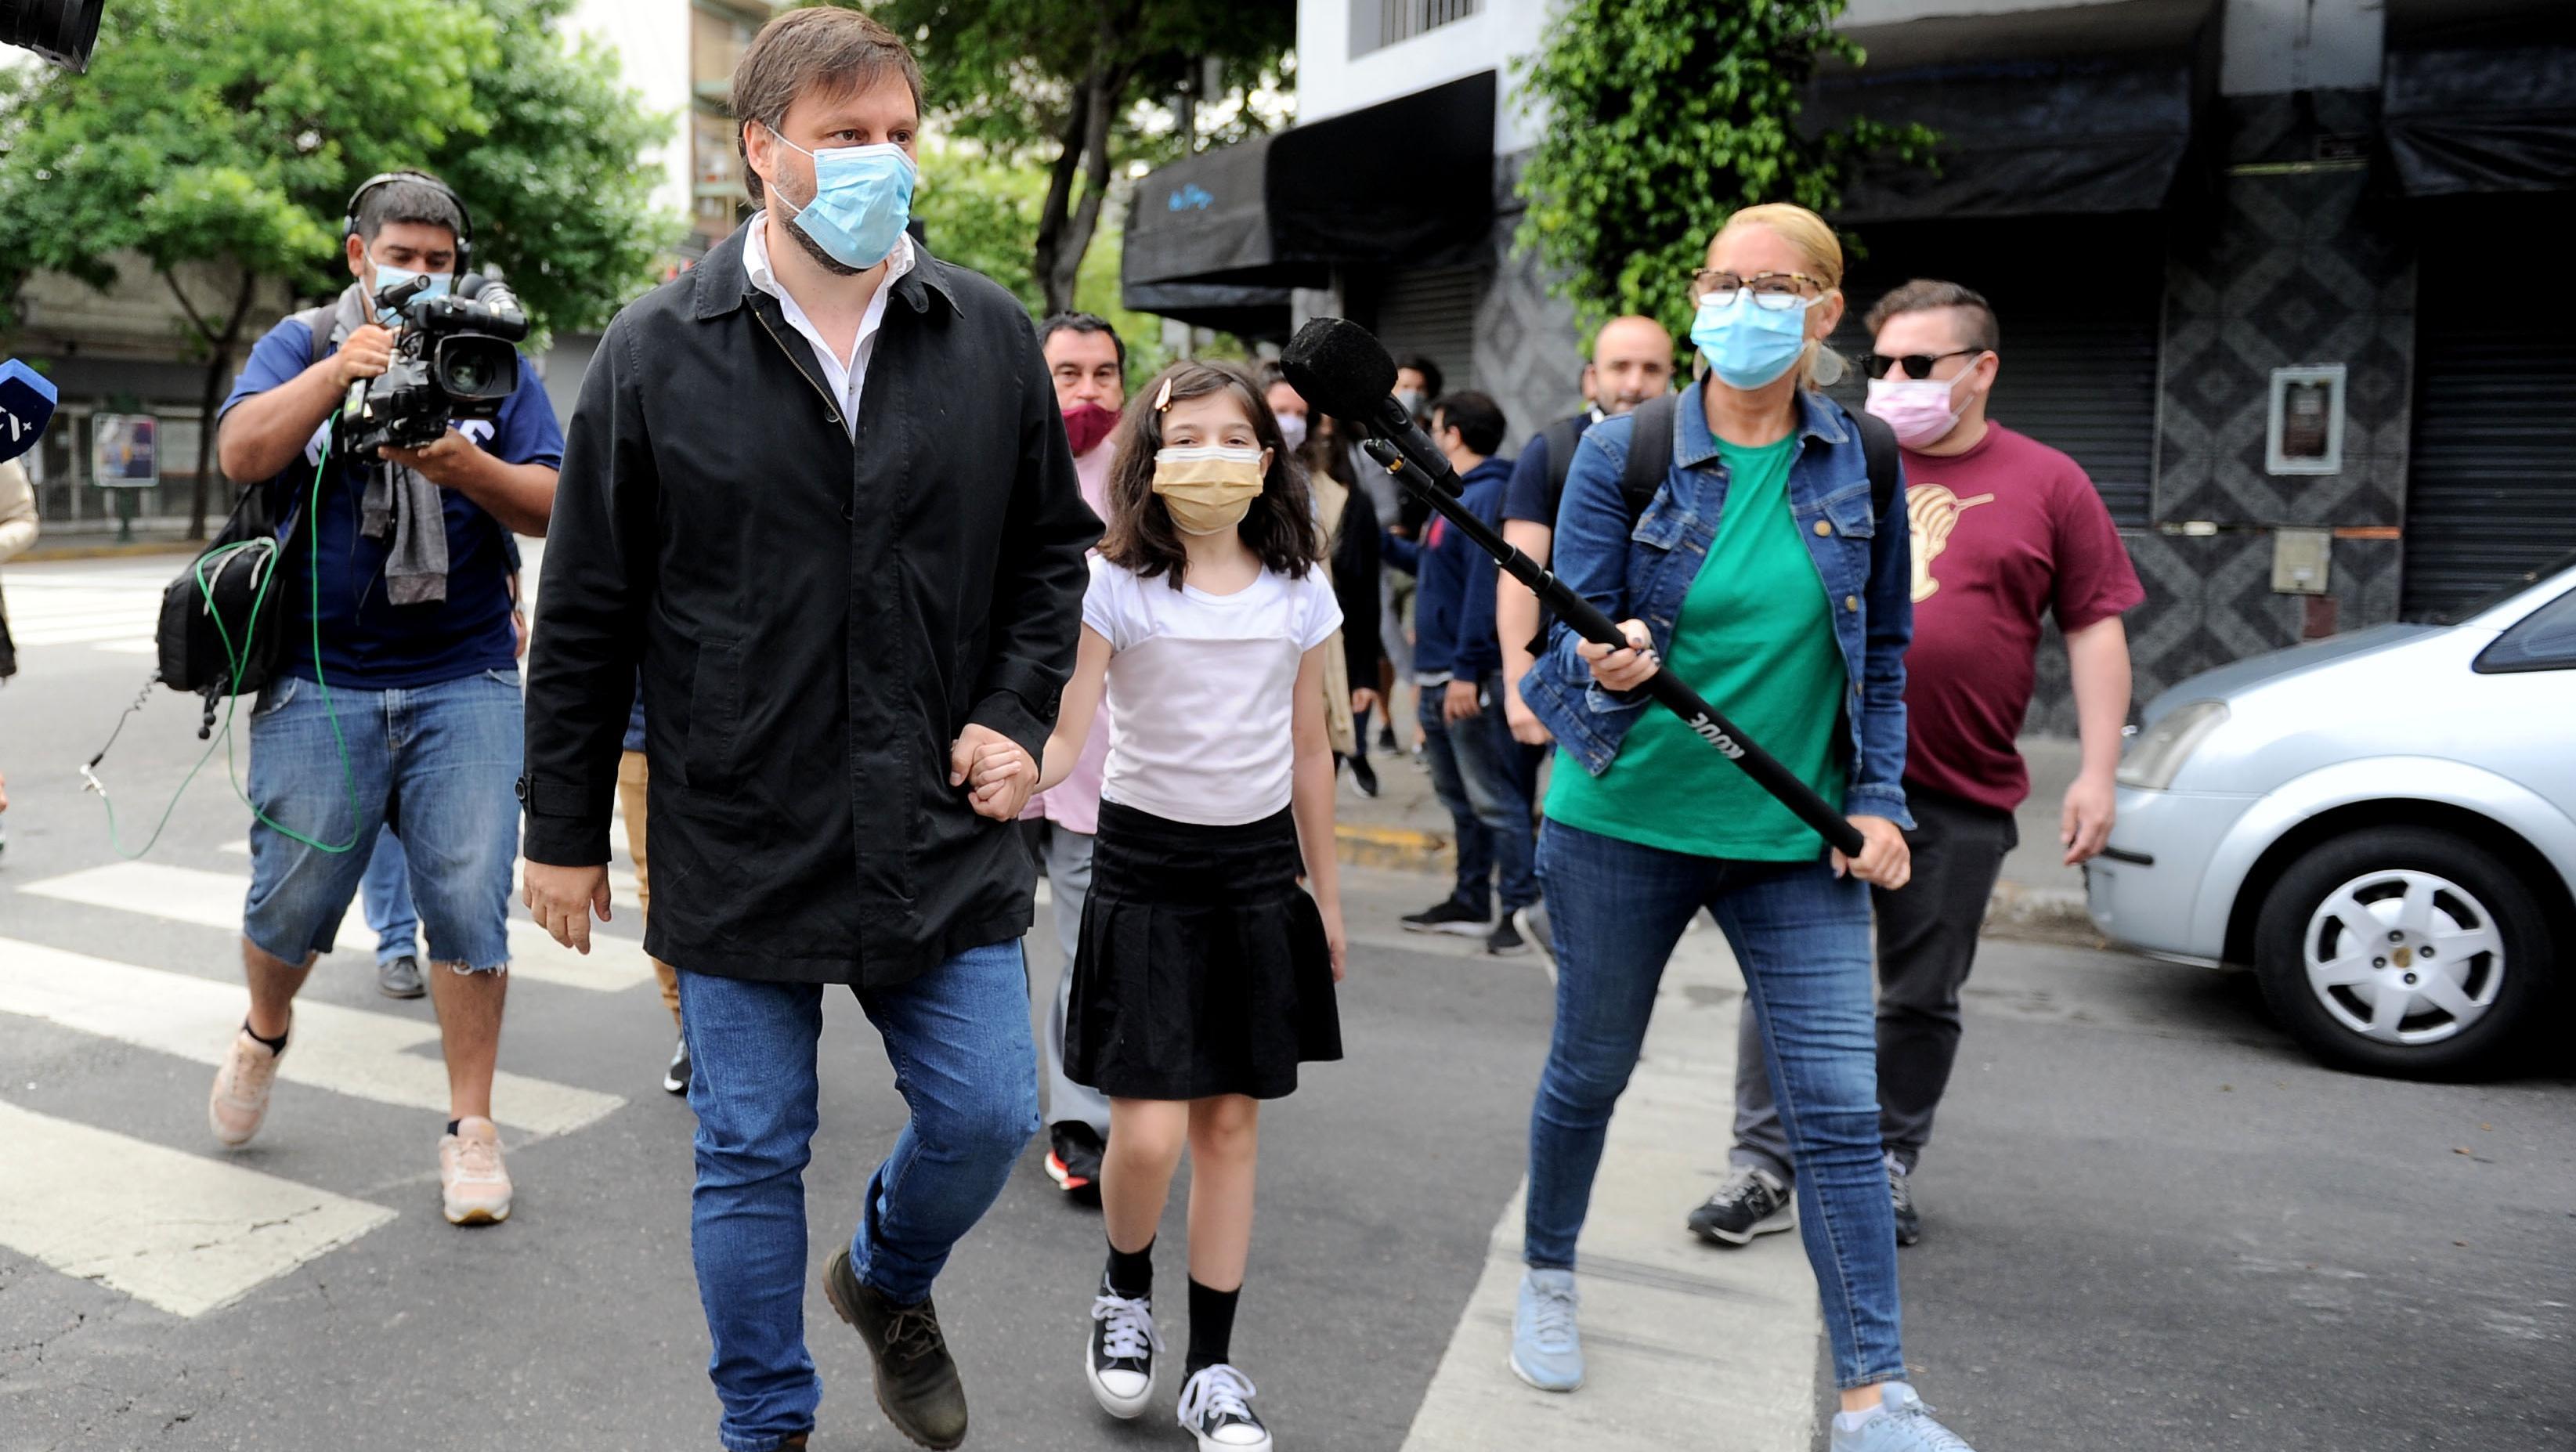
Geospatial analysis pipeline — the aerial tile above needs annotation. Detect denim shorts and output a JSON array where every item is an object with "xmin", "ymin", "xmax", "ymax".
[{"xmin": 242, "ymin": 668, "xmax": 523, "ymax": 972}]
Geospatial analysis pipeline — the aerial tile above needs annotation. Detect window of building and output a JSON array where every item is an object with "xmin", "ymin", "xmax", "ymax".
[{"xmin": 1353, "ymin": 0, "xmax": 1478, "ymax": 57}]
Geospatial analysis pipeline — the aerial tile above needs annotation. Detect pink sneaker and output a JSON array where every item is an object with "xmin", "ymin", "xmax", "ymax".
[
  {"xmin": 439, "ymin": 1116, "xmax": 512, "ymax": 1225},
  {"xmin": 208, "ymin": 1026, "xmax": 285, "ymax": 1147}
]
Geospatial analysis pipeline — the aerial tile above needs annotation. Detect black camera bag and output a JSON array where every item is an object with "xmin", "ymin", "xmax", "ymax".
[{"xmin": 157, "ymin": 475, "xmax": 295, "ymax": 698}]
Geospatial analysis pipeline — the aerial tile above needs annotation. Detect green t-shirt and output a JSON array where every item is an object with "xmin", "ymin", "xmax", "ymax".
[{"xmin": 1545, "ymin": 433, "xmax": 1848, "ymax": 861}]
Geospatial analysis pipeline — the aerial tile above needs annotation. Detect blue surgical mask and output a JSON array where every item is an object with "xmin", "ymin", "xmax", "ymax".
[
  {"xmin": 768, "ymin": 127, "xmax": 916, "ymax": 270},
  {"xmin": 370, "ymin": 263, "xmax": 451, "ymax": 324},
  {"xmin": 1689, "ymin": 291, "xmax": 1821, "ymax": 391}
]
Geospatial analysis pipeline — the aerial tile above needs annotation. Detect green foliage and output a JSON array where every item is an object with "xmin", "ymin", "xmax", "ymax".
[
  {"xmin": 1514, "ymin": 0, "xmax": 1935, "ymax": 341},
  {"xmin": 913, "ymin": 143, "xmax": 1169, "ymax": 375}
]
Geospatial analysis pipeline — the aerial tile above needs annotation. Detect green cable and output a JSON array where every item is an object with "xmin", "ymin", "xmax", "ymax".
[{"xmin": 97, "ymin": 439, "xmax": 363, "ymax": 858}]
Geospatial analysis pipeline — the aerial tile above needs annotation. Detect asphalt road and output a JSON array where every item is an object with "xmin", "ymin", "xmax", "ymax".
[{"xmin": 2, "ymin": 554, "xmax": 2569, "ymax": 1452}]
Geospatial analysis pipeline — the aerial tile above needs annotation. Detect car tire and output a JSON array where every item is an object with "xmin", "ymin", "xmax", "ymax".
[{"xmin": 2253, "ymin": 826, "xmax": 2552, "ymax": 1080}]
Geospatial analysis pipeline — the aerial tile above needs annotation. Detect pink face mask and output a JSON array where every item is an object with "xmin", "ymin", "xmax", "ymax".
[{"xmin": 1865, "ymin": 374, "xmax": 1968, "ymax": 449}]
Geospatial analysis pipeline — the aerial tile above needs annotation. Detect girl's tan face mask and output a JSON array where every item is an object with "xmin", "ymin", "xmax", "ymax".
[{"xmin": 1151, "ymin": 446, "xmax": 1266, "ymax": 535}]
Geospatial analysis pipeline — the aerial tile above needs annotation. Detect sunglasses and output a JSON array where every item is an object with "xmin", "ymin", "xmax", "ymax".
[{"xmin": 1864, "ymin": 349, "xmax": 1983, "ymax": 381}]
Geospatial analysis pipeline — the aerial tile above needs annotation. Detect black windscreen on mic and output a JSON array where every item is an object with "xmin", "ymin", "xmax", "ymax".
[{"xmin": 1281, "ymin": 318, "xmax": 1399, "ymax": 424}]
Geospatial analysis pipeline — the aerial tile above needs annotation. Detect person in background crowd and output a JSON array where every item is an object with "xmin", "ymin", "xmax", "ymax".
[
  {"xmin": 617, "ymin": 677, "xmax": 691, "ymax": 1096},
  {"xmin": 1389, "ymin": 355, "xmax": 1443, "ymax": 541},
  {"xmin": 1025, "ymin": 309, "xmax": 1127, "ymax": 1202},
  {"xmin": 1498, "ymin": 316, "xmax": 1677, "ymax": 750},
  {"xmin": 207, "ymin": 169, "xmax": 560, "ymax": 1228},
  {"xmin": 1514, "ymin": 204, "xmax": 1985, "ymax": 1452},
  {"xmin": 1364, "ymin": 359, "xmax": 1443, "ymax": 764},
  {"xmin": 0, "ymin": 457, "xmax": 29, "ymax": 860},
  {"xmin": 1698, "ymin": 279, "xmax": 2143, "ymax": 1251},
  {"xmin": 358, "ymin": 829, "xmax": 425, "ymax": 999},
  {"xmin": 1393, "ymin": 390, "xmax": 1539, "ymax": 957},
  {"xmin": 519, "ymin": 12, "xmax": 1097, "ymax": 1449},
  {"xmin": 1266, "ymin": 370, "xmax": 1386, "ymax": 798}
]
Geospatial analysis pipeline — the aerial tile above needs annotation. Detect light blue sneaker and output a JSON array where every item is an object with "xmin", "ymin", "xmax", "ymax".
[
  {"xmin": 1830, "ymin": 1382, "xmax": 1977, "ymax": 1451},
  {"xmin": 1508, "ymin": 1268, "xmax": 1584, "ymax": 1392}
]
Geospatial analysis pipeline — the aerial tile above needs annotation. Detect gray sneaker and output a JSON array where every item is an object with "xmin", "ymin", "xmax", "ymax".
[
  {"xmin": 1687, "ymin": 1166, "xmax": 1797, "ymax": 1246},
  {"xmin": 377, "ymin": 953, "xmax": 425, "ymax": 999},
  {"xmin": 1830, "ymin": 1382, "xmax": 1976, "ymax": 1451}
]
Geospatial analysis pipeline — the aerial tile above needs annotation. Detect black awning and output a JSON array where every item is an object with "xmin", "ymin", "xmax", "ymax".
[
  {"xmin": 1123, "ymin": 70, "xmax": 1497, "ymax": 322},
  {"xmin": 2384, "ymin": 46, "xmax": 2576, "ymax": 197},
  {"xmin": 1808, "ymin": 57, "xmax": 2196, "ymax": 223}
]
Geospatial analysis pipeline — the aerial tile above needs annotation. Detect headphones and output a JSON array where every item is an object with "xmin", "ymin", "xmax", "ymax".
[{"xmin": 342, "ymin": 170, "xmax": 474, "ymax": 274}]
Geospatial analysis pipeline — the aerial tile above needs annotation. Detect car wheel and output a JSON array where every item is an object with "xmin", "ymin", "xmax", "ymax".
[{"xmin": 2253, "ymin": 826, "xmax": 2551, "ymax": 1079}]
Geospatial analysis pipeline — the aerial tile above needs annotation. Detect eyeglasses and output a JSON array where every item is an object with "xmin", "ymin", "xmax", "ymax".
[
  {"xmin": 1864, "ymin": 349, "xmax": 1984, "ymax": 381},
  {"xmin": 1691, "ymin": 270, "xmax": 1827, "ymax": 312}
]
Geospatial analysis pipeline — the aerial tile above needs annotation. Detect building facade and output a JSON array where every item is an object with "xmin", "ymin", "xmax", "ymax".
[{"xmin": 1123, "ymin": 0, "xmax": 2576, "ymax": 731}]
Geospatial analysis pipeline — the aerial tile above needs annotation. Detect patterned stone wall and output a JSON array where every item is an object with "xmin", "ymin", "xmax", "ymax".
[{"xmin": 1472, "ymin": 151, "xmax": 1586, "ymax": 453}]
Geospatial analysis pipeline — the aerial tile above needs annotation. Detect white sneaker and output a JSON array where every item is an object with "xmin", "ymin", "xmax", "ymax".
[
  {"xmin": 439, "ymin": 1116, "xmax": 512, "ymax": 1225},
  {"xmin": 1085, "ymin": 1287, "xmax": 1162, "ymax": 1418},
  {"xmin": 208, "ymin": 1025, "xmax": 285, "ymax": 1147},
  {"xmin": 1177, "ymin": 1364, "xmax": 1272, "ymax": 1450}
]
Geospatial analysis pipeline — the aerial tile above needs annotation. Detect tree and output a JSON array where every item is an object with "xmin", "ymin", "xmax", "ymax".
[
  {"xmin": 1515, "ymin": 0, "xmax": 1935, "ymax": 344},
  {"xmin": 0, "ymin": 0, "xmax": 676, "ymax": 537},
  {"xmin": 912, "ymin": 142, "xmax": 1169, "ymax": 370},
  {"xmin": 853, "ymin": 0, "xmax": 1292, "ymax": 315}
]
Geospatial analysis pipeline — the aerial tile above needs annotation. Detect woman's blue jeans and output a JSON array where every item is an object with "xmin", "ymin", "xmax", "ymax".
[{"xmin": 1525, "ymin": 819, "xmax": 1905, "ymax": 1389}]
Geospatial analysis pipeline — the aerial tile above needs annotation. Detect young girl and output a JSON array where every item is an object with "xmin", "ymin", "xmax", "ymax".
[{"xmin": 980, "ymin": 359, "xmax": 1346, "ymax": 1450}]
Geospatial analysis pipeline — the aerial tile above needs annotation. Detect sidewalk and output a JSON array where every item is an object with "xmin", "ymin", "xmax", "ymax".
[{"xmin": 1331, "ymin": 708, "xmax": 2097, "ymax": 944}]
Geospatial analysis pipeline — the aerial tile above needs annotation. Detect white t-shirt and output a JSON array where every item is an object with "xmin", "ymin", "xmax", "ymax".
[{"xmin": 1082, "ymin": 554, "xmax": 1344, "ymax": 826}]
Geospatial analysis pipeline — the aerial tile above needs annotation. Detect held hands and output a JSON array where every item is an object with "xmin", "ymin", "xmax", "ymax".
[
  {"xmin": 1576, "ymin": 619, "xmax": 1660, "ymax": 693},
  {"xmin": 380, "ymin": 427, "xmax": 484, "ymax": 489},
  {"xmin": 953, "ymin": 724, "xmax": 1036, "ymax": 821},
  {"xmin": 1830, "ymin": 815, "xmax": 1912, "ymax": 890},
  {"xmin": 1442, "ymin": 678, "xmax": 1482, "ymax": 722},
  {"xmin": 2061, "ymin": 771, "xmax": 2115, "ymax": 866},
  {"xmin": 524, "ymin": 861, "xmax": 611, "ymax": 954},
  {"xmin": 334, "ymin": 323, "xmax": 395, "ymax": 389}
]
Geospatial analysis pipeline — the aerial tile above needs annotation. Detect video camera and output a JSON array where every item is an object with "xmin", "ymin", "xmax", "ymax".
[{"xmin": 336, "ymin": 270, "xmax": 529, "ymax": 457}]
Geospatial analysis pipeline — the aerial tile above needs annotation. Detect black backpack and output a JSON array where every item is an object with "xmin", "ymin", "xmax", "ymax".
[
  {"xmin": 1617, "ymin": 392, "xmax": 1900, "ymax": 531},
  {"xmin": 157, "ymin": 474, "xmax": 296, "ymax": 700}
]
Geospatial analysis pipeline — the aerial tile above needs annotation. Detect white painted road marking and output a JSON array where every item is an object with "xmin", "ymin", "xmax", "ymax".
[
  {"xmin": 0, "ymin": 571, "xmax": 164, "ymax": 653},
  {"xmin": 215, "ymin": 838, "xmax": 650, "ymax": 916},
  {"xmin": 20, "ymin": 861, "xmax": 654, "ymax": 993},
  {"xmin": 0, "ymin": 937, "xmax": 624, "ymax": 1138},
  {"xmin": 1397, "ymin": 926, "xmax": 1823, "ymax": 1452},
  {"xmin": 0, "ymin": 1100, "xmax": 396, "ymax": 1319}
]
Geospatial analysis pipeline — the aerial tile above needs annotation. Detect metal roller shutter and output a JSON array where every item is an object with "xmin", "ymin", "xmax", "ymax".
[
  {"xmin": 1369, "ymin": 265, "xmax": 1483, "ymax": 399},
  {"xmin": 2401, "ymin": 294, "xmax": 2576, "ymax": 620}
]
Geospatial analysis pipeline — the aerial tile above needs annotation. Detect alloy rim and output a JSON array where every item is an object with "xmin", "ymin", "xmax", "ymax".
[{"xmin": 2302, "ymin": 868, "xmax": 2505, "ymax": 1046}]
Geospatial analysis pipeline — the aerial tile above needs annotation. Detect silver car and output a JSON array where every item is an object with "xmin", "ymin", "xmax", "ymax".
[{"xmin": 2089, "ymin": 555, "xmax": 2576, "ymax": 1078}]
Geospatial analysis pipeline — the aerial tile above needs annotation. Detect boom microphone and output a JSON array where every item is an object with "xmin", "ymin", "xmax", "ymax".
[
  {"xmin": 1283, "ymin": 316, "xmax": 1866, "ymax": 858},
  {"xmin": 1279, "ymin": 317, "xmax": 1461, "ymax": 497}
]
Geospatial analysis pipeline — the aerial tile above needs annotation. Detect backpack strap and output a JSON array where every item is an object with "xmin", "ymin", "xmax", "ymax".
[
  {"xmin": 1539, "ymin": 415, "xmax": 1586, "ymax": 524},
  {"xmin": 1617, "ymin": 393, "xmax": 1678, "ymax": 524},
  {"xmin": 291, "ymin": 302, "xmax": 340, "ymax": 371},
  {"xmin": 1854, "ymin": 406, "xmax": 1901, "ymax": 521}
]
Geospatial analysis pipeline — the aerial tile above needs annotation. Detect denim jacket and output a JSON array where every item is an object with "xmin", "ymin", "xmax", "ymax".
[{"xmin": 1521, "ymin": 382, "xmax": 1915, "ymax": 831}]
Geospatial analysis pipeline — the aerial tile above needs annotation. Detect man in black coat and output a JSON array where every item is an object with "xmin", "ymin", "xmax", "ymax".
[{"xmin": 518, "ymin": 12, "xmax": 1097, "ymax": 1451}]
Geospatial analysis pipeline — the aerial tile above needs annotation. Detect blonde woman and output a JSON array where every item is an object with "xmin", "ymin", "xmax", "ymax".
[{"xmin": 1512, "ymin": 204, "xmax": 1978, "ymax": 1450}]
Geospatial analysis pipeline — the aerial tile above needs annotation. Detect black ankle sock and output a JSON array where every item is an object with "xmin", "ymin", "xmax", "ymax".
[
  {"xmin": 1104, "ymin": 1237, "xmax": 1154, "ymax": 1299},
  {"xmin": 241, "ymin": 1020, "xmax": 287, "ymax": 1055},
  {"xmin": 445, "ymin": 1118, "xmax": 461, "ymax": 1136},
  {"xmin": 1185, "ymin": 1279, "xmax": 1239, "ymax": 1374}
]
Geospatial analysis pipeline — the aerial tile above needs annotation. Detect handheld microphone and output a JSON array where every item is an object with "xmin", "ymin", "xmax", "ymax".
[
  {"xmin": 1284, "ymin": 317, "xmax": 1866, "ymax": 858},
  {"xmin": 0, "ymin": 359, "xmax": 60, "ymax": 464},
  {"xmin": 1279, "ymin": 318, "xmax": 1461, "ymax": 497}
]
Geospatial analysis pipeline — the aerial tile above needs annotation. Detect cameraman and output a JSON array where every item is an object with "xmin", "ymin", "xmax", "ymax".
[{"xmin": 206, "ymin": 172, "xmax": 562, "ymax": 1227}]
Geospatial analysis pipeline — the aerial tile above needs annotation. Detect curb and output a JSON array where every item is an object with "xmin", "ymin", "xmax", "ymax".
[
  {"xmin": 1335, "ymin": 824, "xmax": 1450, "ymax": 874},
  {"xmin": 16, "ymin": 540, "xmax": 199, "ymax": 562}
]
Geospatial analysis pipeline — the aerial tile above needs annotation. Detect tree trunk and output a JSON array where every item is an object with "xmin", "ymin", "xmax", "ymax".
[
  {"xmin": 1031, "ymin": 76, "xmax": 1097, "ymax": 317},
  {"xmin": 179, "ymin": 268, "xmax": 258, "ymax": 540},
  {"xmin": 1044, "ymin": 62, "xmax": 1123, "ymax": 315}
]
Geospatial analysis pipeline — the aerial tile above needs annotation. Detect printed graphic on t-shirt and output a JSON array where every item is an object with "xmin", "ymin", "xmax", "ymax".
[{"xmin": 1906, "ymin": 482, "xmax": 1996, "ymax": 602}]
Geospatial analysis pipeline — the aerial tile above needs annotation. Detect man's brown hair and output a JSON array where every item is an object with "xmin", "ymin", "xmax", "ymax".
[
  {"xmin": 731, "ymin": 8, "xmax": 924, "ymax": 208},
  {"xmin": 1863, "ymin": 279, "xmax": 2001, "ymax": 355}
]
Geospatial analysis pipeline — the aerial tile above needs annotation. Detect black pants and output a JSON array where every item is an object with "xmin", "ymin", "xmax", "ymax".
[{"xmin": 1731, "ymin": 786, "xmax": 2019, "ymax": 1180}]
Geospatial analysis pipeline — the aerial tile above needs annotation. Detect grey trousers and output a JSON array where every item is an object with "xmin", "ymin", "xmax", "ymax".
[
  {"xmin": 1026, "ymin": 817, "xmax": 1112, "ymax": 1138},
  {"xmin": 1732, "ymin": 788, "xmax": 2018, "ymax": 1180}
]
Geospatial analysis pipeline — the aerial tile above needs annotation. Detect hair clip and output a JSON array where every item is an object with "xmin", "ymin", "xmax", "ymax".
[{"xmin": 1153, "ymin": 376, "xmax": 1174, "ymax": 412}]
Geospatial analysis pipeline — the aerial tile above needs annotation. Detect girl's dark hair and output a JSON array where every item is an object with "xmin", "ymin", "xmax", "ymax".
[{"xmin": 1100, "ymin": 359, "xmax": 1319, "ymax": 589}]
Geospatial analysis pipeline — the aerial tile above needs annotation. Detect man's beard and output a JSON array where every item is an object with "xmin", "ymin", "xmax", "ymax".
[{"xmin": 771, "ymin": 178, "xmax": 863, "ymax": 277}]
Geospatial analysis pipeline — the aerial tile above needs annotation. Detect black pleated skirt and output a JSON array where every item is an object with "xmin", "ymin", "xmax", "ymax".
[{"xmin": 1066, "ymin": 800, "xmax": 1342, "ymax": 1100}]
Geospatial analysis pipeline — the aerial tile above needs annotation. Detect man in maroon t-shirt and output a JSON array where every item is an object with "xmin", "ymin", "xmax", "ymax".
[{"xmin": 1691, "ymin": 279, "xmax": 2145, "ymax": 1251}]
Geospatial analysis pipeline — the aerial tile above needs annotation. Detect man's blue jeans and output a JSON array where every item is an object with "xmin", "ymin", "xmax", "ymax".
[
  {"xmin": 677, "ymin": 942, "xmax": 1040, "ymax": 1452},
  {"xmin": 1419, "ymin": 684, "xmax": 1540, "ymax": 916},
  {"xmin": 1525, "ymin": 819, "xmax": 1904, "ymax": 1389},
  {"xmin": 359, "ymin": 827, "xmax": 417, "ymax": 964}
]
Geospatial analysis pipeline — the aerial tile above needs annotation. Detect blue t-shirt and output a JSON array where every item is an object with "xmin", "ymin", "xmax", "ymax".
[{"xmin": 221, "ymin": 314, "xmax": 563, "ymax": 690}]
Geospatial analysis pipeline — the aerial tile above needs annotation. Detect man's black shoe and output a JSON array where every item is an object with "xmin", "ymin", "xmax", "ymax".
[
  {"xmin": 662, "ymin": 1034, "xmax": 690, "ymax": 1096},
  {"xmin": 376, "ymin": 954, "xmax": 426, "ymax": 999},
  {"xmin": 1686, "ymin": 1167, "xmax": 1797, "ymax": 1246},
  {"xmin": 1890, "ymin": 1164, "xmax": 1922, "ymax": 1247},
  {"xmin": 1046, "ymin": 1121, "xmax": 1104, "ymax": 1203},
  {"xmin": 1349, "ymin": 754, "xmax": 1380, "ymax": 798},
  {"xmin": 1487, "ymin": 910, "xmax": 1533, "ymax": 957},
  {"xmin": 1401, "ymin": 899, "xmax": 1489, "ymax": 937},
  {"xmin": 824, "ymin": 1248, "xmax": 968, "ymax": 1450}
]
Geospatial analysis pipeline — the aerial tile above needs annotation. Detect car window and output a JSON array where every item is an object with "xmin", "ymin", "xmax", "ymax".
[
  {"xmin": 2473, "ymin": 584, "xmax": 2576, "ymax": 673},
  {"xmin": 2441, "ymin": 549, "xmax": 2576, "ymax": 625}
]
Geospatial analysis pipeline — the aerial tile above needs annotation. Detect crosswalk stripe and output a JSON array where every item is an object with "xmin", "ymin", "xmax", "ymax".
[
  {"xmin": 0, "ymin": 937, "xmax": 625, "ymax": 1137},
  {"xmin": 213, "ymin": 840, "xmax": 652, "ymax": 916},
  {"xmin": 19, "ymin": 861, "xmax": 654, "ymax": 994},
  {"xmin": 0, "ymin": 1100, "xmax": 398, "ymax": 1319}
]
